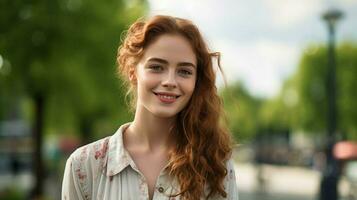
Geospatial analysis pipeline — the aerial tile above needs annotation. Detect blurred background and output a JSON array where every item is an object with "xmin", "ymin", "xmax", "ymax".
[{"xmin": 0, "ymin": 0, "xmax": 356, "ymax": 200}]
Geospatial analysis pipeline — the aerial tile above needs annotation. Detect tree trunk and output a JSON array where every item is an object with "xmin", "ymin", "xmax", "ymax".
[
  {"xmin": 79, "ymin": 117, "xmax": 92, "ymax": 146},
  {"xmin": 32, "ymin": 94, "xmax": 45, "ymax": 198}
]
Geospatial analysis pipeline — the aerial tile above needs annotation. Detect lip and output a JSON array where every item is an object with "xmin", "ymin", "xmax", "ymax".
[{"xmin": 153, "ymin": 92, "xmax": 180, "ymax": 103}]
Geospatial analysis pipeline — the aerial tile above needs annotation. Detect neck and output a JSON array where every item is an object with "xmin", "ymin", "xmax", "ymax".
[{"xmin": 125, "ymin": 106, "xmax": 176, "ymax": 153}]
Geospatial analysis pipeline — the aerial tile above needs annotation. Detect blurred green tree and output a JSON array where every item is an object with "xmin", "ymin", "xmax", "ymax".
[
  {"xmin": 221, "ymin": 83, "xmax": 263, "ymax": 142},
  {"xmin": 0, "ymin": 0, "xmax": 147, "ymax": 197},
  {"xmin": 294, "ymin": 43, "xmax": 357, "ymax": 140},
  {"xmin": 221, "ymin": 42, "xmax": 357, "ymax": 144},
  {"xmin": 259, "ymin": 76, "xmax": 299, "ymax": 133}
]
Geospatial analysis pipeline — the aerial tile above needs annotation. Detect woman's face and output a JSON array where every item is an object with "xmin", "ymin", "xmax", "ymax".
[{"xmin": 132, "ymin": 34, "xmax": 197, "ymax": 118}]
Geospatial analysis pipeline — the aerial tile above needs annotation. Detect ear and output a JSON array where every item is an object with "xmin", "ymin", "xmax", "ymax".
[{"xmin": 128, "ymin": 67, "xmax": 137, "ymax": 84}]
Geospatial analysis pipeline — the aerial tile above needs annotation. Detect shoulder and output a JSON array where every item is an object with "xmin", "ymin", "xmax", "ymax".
[
  {"xmin": 62, "ymin": 137, "xmax": 112, "ymax": 200},
  {"xmin": 66, "ymin": 136, "xmax": 112, "ymax": 184},
  {"xmin": 69, "ymin": 136, "xmax": 111, "ymax": 171},
  {"xmin": 66, "ymin": 122, "xmax": 131, "ymax": 178}
]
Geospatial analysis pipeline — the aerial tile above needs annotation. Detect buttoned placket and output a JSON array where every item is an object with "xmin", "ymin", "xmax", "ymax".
[
  {"xmin": 152, "ymin": 175, "xmax": 168, "ymax": 199},
  {"xmin": 124, "ymin": 156, "xmax": 150, "ymax": 200},
  {"xmin": 134, "ymin": 168, "xmax": 170, "ymax": 200},
  {"xmin": 127, "ymin": 159, "xmax": 173, "ymax": 200},
  {"xmin": 106, "ymin": 123, "xmax": 179, "ymax": 200}
]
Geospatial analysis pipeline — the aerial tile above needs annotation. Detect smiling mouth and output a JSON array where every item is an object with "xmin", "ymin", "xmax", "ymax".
[{"xmin": 153, "ymin": 92, "xmax": 180, "ymax": 99}]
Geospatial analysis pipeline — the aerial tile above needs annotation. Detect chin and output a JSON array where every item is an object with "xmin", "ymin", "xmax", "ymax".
[{"xmin": 151, "ymin": 109, "xmax": 179, "ymax": 119}]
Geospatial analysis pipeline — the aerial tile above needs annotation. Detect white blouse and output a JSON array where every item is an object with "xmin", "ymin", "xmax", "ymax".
[{"xmin": 62, "ymin": 123, "xmax": 239, "ymax": 200}]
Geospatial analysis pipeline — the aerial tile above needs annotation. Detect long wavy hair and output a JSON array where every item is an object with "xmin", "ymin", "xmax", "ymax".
[{"xmin": 117, "ymin": 15, "xmax": 234, "ymax": 200}]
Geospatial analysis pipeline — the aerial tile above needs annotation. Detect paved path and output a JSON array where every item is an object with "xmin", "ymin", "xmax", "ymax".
[{"xmin": 235, "ymin": 162, "xmax": 351, "ymax": 200}]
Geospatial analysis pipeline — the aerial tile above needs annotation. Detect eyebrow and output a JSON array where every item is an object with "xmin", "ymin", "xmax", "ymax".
[{"xmin": 147, "ymin": 57, "xmax": 196, "ymax": 68}]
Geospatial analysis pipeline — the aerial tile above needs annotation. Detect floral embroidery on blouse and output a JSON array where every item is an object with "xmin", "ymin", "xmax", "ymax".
[{"xmin": 94, "ymin": 138, "xmax": 109, "ymax": 160}]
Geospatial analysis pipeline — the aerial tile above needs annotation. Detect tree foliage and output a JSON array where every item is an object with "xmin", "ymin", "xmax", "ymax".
[
  {"xmin": 0, "ymin": 0, "xmax": 147, "ymax": 139},
  {"xmin": 221, "ymin": 83, "xmax": 262, "ymax": 142},
  {"xmin": 0, "ymin": 1, "xmax": 147, "ymax": 197},
  {"xmin": 295, "ymin": 43, "xmax": 357, "ymax": 139},
  {"xmin": 259, "ymin": 77, "xmax": 299, "ymax": 132},
  {"xmin": 221, "ymin": 42, "xmax": 357, "ymax": 142}
]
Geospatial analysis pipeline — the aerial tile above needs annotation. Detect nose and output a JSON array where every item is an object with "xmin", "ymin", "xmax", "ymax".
[{"xmin": 162, "ymin": 69, "xmax": 177, "ymax": 89}]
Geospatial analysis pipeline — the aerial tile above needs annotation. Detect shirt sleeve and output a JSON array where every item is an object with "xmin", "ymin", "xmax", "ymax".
[
  {"xmin": 62, "ymin": 154, "xmax": 85, "ymax": 200},
  {"xmin": 225, "ymin": 158, "xmax": 239, "ymax": 200}
]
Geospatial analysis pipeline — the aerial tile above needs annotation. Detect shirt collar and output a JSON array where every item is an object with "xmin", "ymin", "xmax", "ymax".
[
  {"xmin": 106, "ymin": 122, "xmax": 139, "ymax": 177},
  {"xmin": 105, "ymin": 122, "xmax": 172, "ymax": 177}
]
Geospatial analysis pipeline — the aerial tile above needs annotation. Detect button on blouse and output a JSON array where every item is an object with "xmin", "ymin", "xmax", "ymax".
[{"xmin": 158, "ymin": 186, "xmax": 165, "ymax": 193}]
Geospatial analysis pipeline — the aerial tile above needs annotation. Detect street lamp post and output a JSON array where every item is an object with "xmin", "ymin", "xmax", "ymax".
[{"xmin": 319, "ymin": 8, "xmax": 343, "ymax": 200}]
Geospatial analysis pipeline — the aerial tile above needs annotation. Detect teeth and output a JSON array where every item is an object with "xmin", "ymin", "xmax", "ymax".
[{"xmin": 159, "ymin": 95, "xmax": 175, "ymax": 99}]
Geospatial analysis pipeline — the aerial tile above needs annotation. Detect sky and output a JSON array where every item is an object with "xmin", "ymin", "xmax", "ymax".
[{"xmin": 148, "ymin": 0, "xmax": 357, "ymax": 98}]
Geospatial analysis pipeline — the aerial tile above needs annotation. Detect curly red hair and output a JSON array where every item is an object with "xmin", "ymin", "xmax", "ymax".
[{"xmin": 117, "ymin": 15, "xmax": 234, "ymax": 200}]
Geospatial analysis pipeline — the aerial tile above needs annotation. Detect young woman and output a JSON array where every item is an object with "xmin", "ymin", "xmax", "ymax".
[{"xmin": 62, "ymin": 15, "xmax": 239, "ymax": 200}]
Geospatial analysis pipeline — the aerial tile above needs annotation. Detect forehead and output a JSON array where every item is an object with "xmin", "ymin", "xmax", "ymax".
[{"xmin": 140, "ymin": 34, "xmax": 197, "ymax": 65}]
